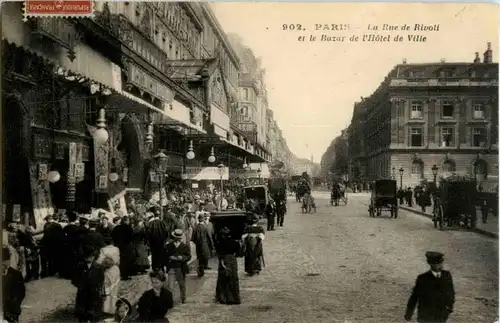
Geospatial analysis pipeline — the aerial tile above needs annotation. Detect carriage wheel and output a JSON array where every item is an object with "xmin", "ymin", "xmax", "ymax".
[{"xmin": 438, "ymin": 205, "xmax": 444, "ymax": 230}]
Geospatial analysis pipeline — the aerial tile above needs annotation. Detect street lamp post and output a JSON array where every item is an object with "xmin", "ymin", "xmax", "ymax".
[
  {"xmin": 398, "ymin": 167, "xmax": 404, "ymax": 189},
  {"xmin": 218, "ymin": 163, "xmax": 225, "ymax": 209},
  {"xmin": 431, "ymin": 164, "xmax": 438, "ymax": 184},
  {"xmin": 154, "ymin": 151, "xmax": 169, "ymax": 218}
]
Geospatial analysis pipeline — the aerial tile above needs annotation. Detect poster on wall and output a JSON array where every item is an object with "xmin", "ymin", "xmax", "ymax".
[
  {"xmin": 12, "ymin": 205, "xmax": 21, "ymax": 223},
  {"xmin": 87, "ymin": 125, "xmax": 110, "ymax": 193},
  {"xmin": 29, "ymin": 162, "xmax": 54, "ymax": 230},
  {"xmin": 107, "ymin": 190, "xmax": 128, "ymax": 215}
]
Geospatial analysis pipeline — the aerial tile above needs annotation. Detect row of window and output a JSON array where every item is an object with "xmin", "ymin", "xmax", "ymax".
[
  {"xmin": 410, "ymin": 159, "xmax": 488, "ymax": 180},
  {"xmin": 407, "ymin": 69, "xmax": 492, "ymax": 79},
  {"xmin": 409, "ymin": 127, "xmax": 488, "ymax": 147},
  {"xmin": 115, "ymin": 2, "xmax": 239, "ymax": 87},
  {"xmin": 410, "ymin": 100, "xmax": 486, "ymax": 119}
]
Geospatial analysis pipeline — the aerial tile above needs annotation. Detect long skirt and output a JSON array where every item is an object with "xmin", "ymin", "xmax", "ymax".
[
  {"xmin": 133, "ymin": 242, "xmax": 150, "ymax": 273},
  {"xmin": 244, "ymin": 248, "xmax": 262, "ymax": 275},
  {"xmin": 102, "ymin": 265, "xmax": 121, "ymax": 314},
  {"xmin": 215, "ymin": 255, "xmax": 241, "ymax": 305}
]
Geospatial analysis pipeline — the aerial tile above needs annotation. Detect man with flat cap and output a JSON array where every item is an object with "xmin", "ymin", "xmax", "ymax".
[{"xmin": 405, "ymin": 251, "xmax": 455, "ymax": 323}]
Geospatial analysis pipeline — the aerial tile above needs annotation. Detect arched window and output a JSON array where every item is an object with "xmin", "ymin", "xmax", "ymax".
[
  {"xmin": 442, "ymin": 160, "xmax": 456, "ymax": 172},
  {"xmin": 473, "ymin": 159, "xmax": 488, "ymax": 181},
  {"xmin": 411, "ymin": 160, "xmax": 424, "ymax": 179}
]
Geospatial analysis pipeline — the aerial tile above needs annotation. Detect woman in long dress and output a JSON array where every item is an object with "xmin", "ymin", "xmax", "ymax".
[
  {"xmin": 214, "ymin": 226, "xmax": 241, "ymax": 305},
  {"xmin": 132, "ymin": 219, "xmax": 150, "ymax": 274},
  {"xmin": 242, "ymin": 214, "xmax": 265, "ymax": 276},
  {"xmin": 97, "ymin": 244, "xmax": 121, "ymax": 316}
]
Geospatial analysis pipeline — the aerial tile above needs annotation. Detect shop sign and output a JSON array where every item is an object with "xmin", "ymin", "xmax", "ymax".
[
  {"xmin": 38, "ymin": 164, "xmax": 48, "ymax": 181},
  {"xmin": 98, "ymin": 175, "xmax": 108, "ymax": 189},
  {"xmin": 184, "ymin": 166, "xmax": 229, "ymax": 181},
  {"xmin": 123, "ymin": 168, "xmax": 129, "ymax": 183},
  {"xmin": 127, "ymin": 62, "xmax": 174, "ymax": 104},
  {"xmin": 75, "ymin": 163, "xmax": 85, "ymax": 180}
]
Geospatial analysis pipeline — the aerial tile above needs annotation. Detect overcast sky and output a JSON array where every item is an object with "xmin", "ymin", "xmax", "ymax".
[{"xmin": 211, "ymin": 2, "xmax": 498, "ymax": 161}]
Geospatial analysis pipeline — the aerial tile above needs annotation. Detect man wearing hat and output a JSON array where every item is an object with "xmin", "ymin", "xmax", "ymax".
[
  {"xmin": 40, "ymin": 214, "xmax": 64, "ymax": 278},
  {"xmin": 405, "ymin": 251, "xmax": 455, "ymax": 322},
  {"xmin": 192, "ymin": 213, "xmax": 214, "ymax": 277},
  {"xmin": 163, "ymin": 229, "xmax": 191, "ymax": 303}
]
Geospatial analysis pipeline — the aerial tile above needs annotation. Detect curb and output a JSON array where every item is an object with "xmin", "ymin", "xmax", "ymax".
[{"xmin": 399, "ymin": 206, "xmax": 499, "ymax": 239}]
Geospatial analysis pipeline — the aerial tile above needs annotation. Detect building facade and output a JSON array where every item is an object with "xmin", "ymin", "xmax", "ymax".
[
  {"xmin": 227, "ymin": 33, "xmax": 271, "ymax": 162},
  {"xmin": 2, "ymin": 1, "xmax": 287, "ymax": 229},
  {"xmin": 347, "ymin": 43, "xmax": 499, "ymax": 189}
]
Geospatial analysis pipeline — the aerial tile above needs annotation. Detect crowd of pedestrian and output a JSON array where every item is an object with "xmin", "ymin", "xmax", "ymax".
[{"xmin": 2, "ymin": 183, "xmax": 246, "ymax": 323}]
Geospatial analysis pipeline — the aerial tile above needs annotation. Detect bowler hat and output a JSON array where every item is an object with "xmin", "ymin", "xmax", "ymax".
[
  {"xmin": 251, "ymin": 214, "xmax": 260, "ymax": 223},
  {"xmin": 171, "ymin": 229, "xmax": 184, "ymax": 239},
  {"xmin": 425, "ymin": 251, "xmax": 444, "ymax": 264}
]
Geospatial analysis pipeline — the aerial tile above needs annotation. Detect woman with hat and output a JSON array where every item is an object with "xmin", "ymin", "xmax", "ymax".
[
  {"xmin": 242, "ymin": 214, "xmax": 265, "ymax": 276},
  {"xmin": 214, "ymin": 226, "xmax": 242, "ymax": 305}
]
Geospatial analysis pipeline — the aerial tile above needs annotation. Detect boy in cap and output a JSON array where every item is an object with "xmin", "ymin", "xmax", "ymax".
[{"xmin": 405, "ymin": 251, "xmax": 455, "ymax": 322}]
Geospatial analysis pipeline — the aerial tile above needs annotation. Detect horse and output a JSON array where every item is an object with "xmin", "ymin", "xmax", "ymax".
[{"xmin": 301, "ymin": 193, "xmax": 316, "ymax": 213}]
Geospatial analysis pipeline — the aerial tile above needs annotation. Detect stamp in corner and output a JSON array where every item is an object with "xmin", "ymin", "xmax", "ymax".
[{"xmin": 23, "ymin": 0, "xmax": 95, "ymax": 21}]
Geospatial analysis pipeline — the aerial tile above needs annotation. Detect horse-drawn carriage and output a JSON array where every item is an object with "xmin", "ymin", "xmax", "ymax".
[
  {"xmin": 368, "ymin": 179, "xmax": 398, "ymax": 218},
  {"xmin": 330, "ymin": 183, "xmax": 348, "ymax": 206},
  {"xmin": 432, "ymin": 175, "xmax": 477, "ymax": 230},
  {"xmin": 244, "ymin": 185, "xmax": 269, "ymax": 218}
]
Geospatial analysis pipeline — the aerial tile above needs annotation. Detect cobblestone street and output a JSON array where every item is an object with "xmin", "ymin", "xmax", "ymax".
[
  {"xmin": 20, "ymin": 243, "xmax": 199, "ymax": 323},
  {"xmin": 168, "ymin": 192, "xmax": 498, "ymax": 323}
]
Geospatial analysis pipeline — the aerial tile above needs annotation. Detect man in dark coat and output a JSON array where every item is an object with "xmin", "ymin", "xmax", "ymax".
[
  {"xmin": 163, "ymin": 229, "xmax": 192, "ymax": 303},
  {"xmin": 112, "ymin": 216, "xmax": 135, "ymax": 280},
  {"xmin": 265, "ymin": 200, "xmax": 276, "ymax": 231},
  {"xmin": 87, "ymin": 218, "xmax": 105, "ymax": 250},
  {"xmin": 405, "ymin": 251, "xmax": 455, "ymax": 323},
  {"xmin": 192, "ymin": 213, "xmax": 214, "ymax": 277},
  {"xmin": 276, "ymin": 199, "xmax": 287, "ymax": 227},
  {"xmin": 60, "ymin": 212, "xmax": 80, "ymax": 279},
  {"xmin": 3, "ymin": 247, "xmax": 26, "ymax": 323},
  {"xmin": 40, "ymin": 215, "xmax": 64, "ymax": 277},
  {"xmin": 71, "ymin": 245, "xmax": 105, "ymax": 323},
  {"xmin": 96, "ymin": 214, "xmax": 113, "ymax": 246},
  {"xmin": 146, "ymin": 208, "xmax": 170, "ymax": 271},
  {"xmin": 405, "ymin": 187, "xmax": 414, "ymax": 207}
]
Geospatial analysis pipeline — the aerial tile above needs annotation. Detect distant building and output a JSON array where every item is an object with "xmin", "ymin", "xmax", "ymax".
[{"xmin": 347, "ymin": 43, "xmax": 498, "ymax": 189}]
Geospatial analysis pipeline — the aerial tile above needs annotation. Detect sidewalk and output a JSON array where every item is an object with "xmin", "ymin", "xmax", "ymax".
[
  {"xmin": 399, "ymin": 204, "xmax": 498, "ymax": 238},
  {"xmin": 21, "ymin": 242, "xmax": 198, "ymax": 323}
]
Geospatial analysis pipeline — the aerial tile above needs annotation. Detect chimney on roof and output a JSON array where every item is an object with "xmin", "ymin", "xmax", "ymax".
[
  {"xmin": 473, "ymin": 52, "xmax": 481, "ymax": 64},
  {"xmin": 483, "ymin": 42, "xmax": 493, "ymax": 64},
  {"xmin": 402, "ymin": 58, "xmax": 407, "ymax": 64}
]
